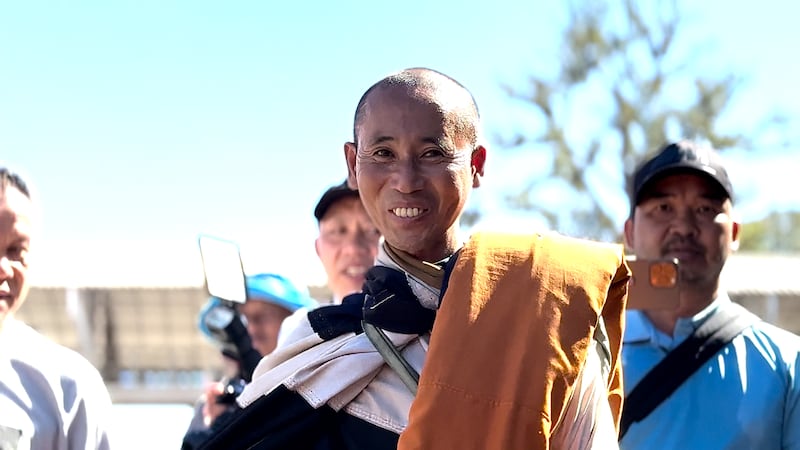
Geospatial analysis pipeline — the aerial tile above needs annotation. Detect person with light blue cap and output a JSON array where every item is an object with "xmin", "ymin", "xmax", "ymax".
[
  {"xmin": 198, "ymin": 273, "xmax": 318, "ymax": 359},
  {"xmin": 238, "ymin": 273, "xmax": 318, "ymax": 356},
  {"xmin": 184, "ymin": 273, "xmax": 318, "ymax": 447}
]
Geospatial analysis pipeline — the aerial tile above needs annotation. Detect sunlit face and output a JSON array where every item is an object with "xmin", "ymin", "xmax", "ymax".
[
  {"xmin": 239, "ymin": 299, "xmax": 292, "ymax": 356},
  {"xmin": 315, "ymin": 195, "xmax": 380, "ymax": 302},
  {"xmin": 345, "ymin": 85, "xmax": 485, "ymax": 262},
  {"xmin": 0, "ymin": 186, "xmax": 33, "ymax": 329},
  {"xmin": 624, "ymin": 173, "xmax": 739, "ymax": 289}
]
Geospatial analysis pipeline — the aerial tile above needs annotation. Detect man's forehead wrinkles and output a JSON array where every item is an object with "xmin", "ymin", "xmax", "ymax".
[
  {"xmin": 358, "ymin": 136, "xmax": 452, "ymax": 153},
  {"xmin": 366, "ymin": 136, "xmax": 394, "ymax": 146}
]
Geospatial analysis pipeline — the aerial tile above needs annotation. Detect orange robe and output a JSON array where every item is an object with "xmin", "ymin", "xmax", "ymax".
[{"xmin": 398, "ymin": 231, "xmax": 629, "ymax": 449}]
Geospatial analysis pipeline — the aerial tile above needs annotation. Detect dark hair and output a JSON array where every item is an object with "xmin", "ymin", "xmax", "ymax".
[
  {"xmin": 352, "ymin": 67, "xmax": 482, "ymax": 147},
  {"xmin": 0, "ymin": 167, "xmax": 31, "ymax": 199}
]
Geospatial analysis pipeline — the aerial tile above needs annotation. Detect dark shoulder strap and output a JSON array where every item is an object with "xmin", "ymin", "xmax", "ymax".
[{"xmin": 619, "ymin": 303, "xmax": 758, "ymax": 439}]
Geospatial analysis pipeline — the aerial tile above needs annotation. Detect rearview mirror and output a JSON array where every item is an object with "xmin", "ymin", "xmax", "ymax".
[{"xmin": 198, "ymin": 235, "xmax": 247, "ymax": 303}]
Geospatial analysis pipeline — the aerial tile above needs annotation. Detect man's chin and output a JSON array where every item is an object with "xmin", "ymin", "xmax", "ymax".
[
  {"xmin": 677, "ymin": 267, "xmax": 714, "ymax": 286},
  {"xmin": 0, "ymin": 299, "xmax": 13, "ymax": 315}
]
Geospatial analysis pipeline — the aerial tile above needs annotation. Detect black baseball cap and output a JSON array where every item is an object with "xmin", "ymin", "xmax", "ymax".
[
  {"xmin": 631, "ymin": 140, "xmax": 734, "ymax": 211},
  {"xmin": 314, "ymin": 181, "xmax": 360, "ymax": 221}
]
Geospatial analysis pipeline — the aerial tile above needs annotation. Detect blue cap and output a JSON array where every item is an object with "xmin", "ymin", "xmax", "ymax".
[
  {"xmin": 245, "ymin": 273, "xmax": 318, "ymax": 312},
  {"xmin": 197, "ymin": 273, "xmax": 318, "ymax": 348}
]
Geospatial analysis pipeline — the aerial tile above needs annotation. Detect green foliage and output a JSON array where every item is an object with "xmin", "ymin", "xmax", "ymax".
[
  {"xmin": 740, "ymin": 212, "xmax": 800, "ymax": 252},
  {"xmin": 497, "ymin": 0, "xmax": 760, "ymax": 241}
]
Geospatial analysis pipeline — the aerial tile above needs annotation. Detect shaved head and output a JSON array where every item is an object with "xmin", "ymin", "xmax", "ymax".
[{"xmin": 352, "ymin": 68, "xmax": 482, "ymax": 149}]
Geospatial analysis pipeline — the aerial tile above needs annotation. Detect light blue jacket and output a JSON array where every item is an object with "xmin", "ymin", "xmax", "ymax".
[{"xmin": 621, "ymin": 294, "xmax": 800, "ymax": 450}]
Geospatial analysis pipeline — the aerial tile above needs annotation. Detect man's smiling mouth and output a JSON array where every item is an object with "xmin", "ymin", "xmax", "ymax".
[{"xmin": 392, "ymin": 208, "xmax": 423, "ymax": 218}]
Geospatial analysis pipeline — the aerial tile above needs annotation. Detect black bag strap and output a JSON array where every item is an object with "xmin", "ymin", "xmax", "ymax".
[{"xmin": 619, "ymin": 303, "xmax": 758, "ymax": 439}]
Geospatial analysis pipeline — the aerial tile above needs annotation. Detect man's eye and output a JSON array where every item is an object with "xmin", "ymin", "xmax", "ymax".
[
  {"xmin": 696, "ymin": 205, "xmax": 719, "ymax": 218},
  {"xmin": 648, "ymin": 203, "xmax": 673, "ymax": 219},
  {"xmin": 326, "ymin": 226, "xmax": 351, "ymax": 238},
  {"xmin": 359, "ymin": 228, "xmax": 381, "ymax": 241},
  {"xmin": 422, "ymin": 147, "xmax": 445, "ymax": 158},
  {"xmin": 4, "ymin": 247, "xmax": 28, "ymax": 267},
  {"xmin": 8, "ymin": 246, "xmax": 26, "ymax": 259}
]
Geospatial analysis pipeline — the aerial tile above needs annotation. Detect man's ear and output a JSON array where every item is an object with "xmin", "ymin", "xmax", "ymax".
[
  {"xmin": 730, "ymin": 219, "xmax": 741, "ymax": 252},
  {"xmin": 344, "ymin": 142, "xmax": 358, "ymax": 190},
  {"xmin": 314, "ymin": 237, "xmax": 322, "ymax": 257},
  {"xmin": 471, "ymin": 146, "xmax": 486, "ymax": 188},
  {"xmin": 623, "ymin": 217, "xmax": 635, "ymax": 250}
]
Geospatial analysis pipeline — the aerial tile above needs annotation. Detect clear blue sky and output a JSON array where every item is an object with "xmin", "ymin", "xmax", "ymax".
[{"xmin": 2, "ymin": 0, "xmax": 798, "ymax": 287}]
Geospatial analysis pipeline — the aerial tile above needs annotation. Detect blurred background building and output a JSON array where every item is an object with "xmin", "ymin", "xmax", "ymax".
[{"xmin": 19, "ymin": 266, "xmax": 332, "ymax": 405}]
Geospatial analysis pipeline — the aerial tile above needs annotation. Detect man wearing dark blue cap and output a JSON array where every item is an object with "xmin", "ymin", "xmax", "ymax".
[{"xmin": 620, "ymin": 140, "xmax": 800, "ymax": 449}]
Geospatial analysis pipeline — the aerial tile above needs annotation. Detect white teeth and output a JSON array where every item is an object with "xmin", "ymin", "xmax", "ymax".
[{"xmin": 393, "ymin": 207, "xmax": 421, "ymax": 218}]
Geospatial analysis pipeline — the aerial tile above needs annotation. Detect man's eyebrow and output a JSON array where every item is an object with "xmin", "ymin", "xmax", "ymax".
[
  {"xmin": 700, "ymin": 194, "xmax": 727, "ymax": 204},
  {"xmin": 420, "ymin": 136, "xmax": 443, "ymax": 146}
]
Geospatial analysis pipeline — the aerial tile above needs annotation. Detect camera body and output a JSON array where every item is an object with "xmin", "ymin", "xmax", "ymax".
[
  {"xmin": 196, "ymin": 236, "xmax": 317, "ymax": 405},
  {"xmin": 199, "ymin": 298, "xmax": 263, "ymax": 401},
  {"xmin": 216, "ymin": 376, "xmax": 247, "ymax": 404}
]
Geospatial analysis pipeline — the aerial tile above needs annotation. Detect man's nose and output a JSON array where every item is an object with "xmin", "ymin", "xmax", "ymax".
[
  {"xmin": 391, "ymin": 159, "xmax": 423, "ymax": 194},
  {"xmin": 669, "ymin": 209, "xmax": 699, "ymax": 236},
  {"xmin": 340, "ymin": 232, "xmax": 373, "ymax": 254},
  {"xmin": 0, "ymin": 256, "xmax": 13, "ymax": 279}
]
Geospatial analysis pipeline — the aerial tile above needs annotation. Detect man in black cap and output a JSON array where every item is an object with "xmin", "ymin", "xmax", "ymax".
[
  {"xmin": 620, "ymin": 140, "xmax": 800, "ymax": 449},
  {"xmin": 312, "ymin": 181, "xmax": 381, "ymax": 304},
  {"xmin": 274, "ymin": 181, "xmax": 381, "ymax": 346}
]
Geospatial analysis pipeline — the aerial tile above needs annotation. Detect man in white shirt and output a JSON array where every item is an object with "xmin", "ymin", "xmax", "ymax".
[{"xmin": 0, "ymin": 166, "xmax": 113, "ymax": 450}]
